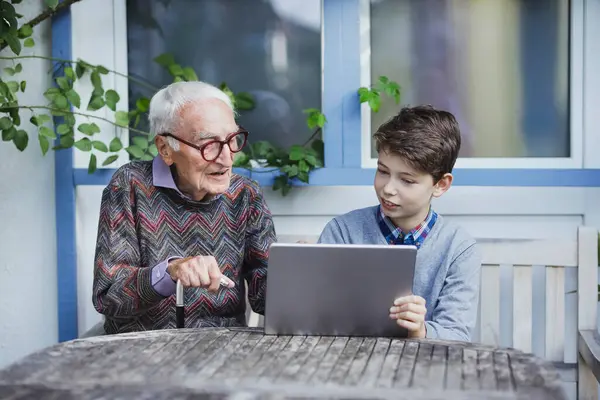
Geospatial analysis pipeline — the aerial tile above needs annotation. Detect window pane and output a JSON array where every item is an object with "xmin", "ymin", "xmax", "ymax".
[
  {"xmin": 126, "ymin": 0, "xmax": 322, "ymax": 150},
  {"xmin": 369, "ymin": 0, "xmax": 570, "ymax": 158}
]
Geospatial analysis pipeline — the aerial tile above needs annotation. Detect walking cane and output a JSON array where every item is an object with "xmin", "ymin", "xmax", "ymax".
[
  {"xmin": 176, "ymin": 279, "xmax": 185, "ymax": 328},
  {"xmin": 175, "ymin": 276, "xmax": 232, "ymax": 328}
]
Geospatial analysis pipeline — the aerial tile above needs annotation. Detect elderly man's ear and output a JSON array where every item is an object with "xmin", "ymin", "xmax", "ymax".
[{"xmin": 155, "ymin": 136, "xmax": 174, "ymax": 165}]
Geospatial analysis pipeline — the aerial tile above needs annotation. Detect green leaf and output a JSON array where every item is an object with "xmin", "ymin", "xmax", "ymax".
[
  {"xmin": 44, "ymin": 0, "xmax": 59, "ymax": 9},
  {"xmin": 136, "ymin": 97, "xmax": 150, "ymax": 112},
  {"xmin": 273, "ymin": 175, "xmax": 287, "ymax": 191},
  {"xmin": 378, "ymin": 76, "xmax": 389, "ymax": 84},
  {"xmin": 0, "ymin": 117, "xmax": 13, "ymax": 130},
  {"xmin": 358, "ymin": 87, "xmax": 371, "ymax": 103},
  {"xmin": 57, "ymin": 124, "xmax": 71, "ymax": 135},
  {"xmin": 167, "ymin": 64, "xmax": 184, "ymax": 76},
  {"xmin": 234, "ymin": 92, "xmax": 255, "ymax": 111},
  {"xmin": 109, "ymin": 137, "xmax": 123, "ymax": 152},
  {"xmin": 140, "ymin": 154, "xmax": 153, "ymax": 161},
  {"xmin": 38, "ymin": 134, "xmax": 49, "ymax": 155},
  {"xmin": 2, "ymin": 127, "xmax": 17, "ymax": 141},
  {"xmin": 30, "ymin": 114, "xmax": 51, "ymax": 126},
  {"xmin": 74, "ymin": 137, "xmax": 93, "ymax": 151},
  {"xmin": 102, "ymin": 154, "xmax": 119, "ymax": 166},
  {"xmin": 125, "ymin": 145, "xmax": 145, "ymax": 159},
  {"xmin": 182, "ymin": 67, "xmax": 198, "ymax": 81},
  {"xmin": 64, "ymin": 67, "xmax": 75, "ymax": 80},
  {"xmin": 17, "ymin": 24, "xmax": 32, "ymax": 38},
  {"xmin": 132, "ymin": 136, "xmax": 149, "ymax": 150},
  {"xmin": 88, "ymin": 153, "xmax": 97, "ymax": 174},
  {"xmin": 59, "ymin": 135, "xmax": 74, "ymax": 148},
  {"xmin": 105, "ymin": 89, "xmax": 120, "ymax": 111},
  {"xmin": 297, "ymin": 171, "xmax": 309, "ymax": 183},
  {"xmin": 298, "ymin": 160, "xmax": 309, "ymax": 173},
  {"xmin": 23, "ymin": 38, "xmax": 35, "ymax": 47},
  {"xmin": 368, "ymin": 94, "xmax": 381, "ymax": 113},
  {"xmin": 64, "ymin": 114, "xmax": 76, "ymax": 127},
  {"xmin": 52, "ymin": 94, "xmax": 69, "ymax": 109},
  {"xmin": 115, "ymin": 111, "xmax": 129, "ymax": 127},
  {"xmin": 13, "ymin": 63, "xmax": 22, "ymax": 73},
  {"xmin": 8, "ymin": 108, "xmax": 20, "ymax": 126},
  {"xmin": 148, "ymin": 143, "xmax": 158, "ymax": 157},
  {"xmin": 5, "ymin": 34, "xmax": 21, "ymax": 55},
  {"xmin": 90, "ymin": 71, "xmax": 102, "ymax": 90},
  {"xmin": 75, "ymin": 62, "xmax": 86, "ymax": 78},
  {"xmin": 87, "ymin": 95, "xmax": 105, "ymax": 111},
  {"xmin": 77, "ymin": 123, "xmax": 101, "ymax": 136},
  {"xmin": 92, "ymin": 140, "xmax": 108, "ymax": 152},
  {"xmin": 289, "ymin": 145, "xmax": 305, "ymax": 161},
  {"xmin": 13, "ymin": 129, "xmax": 28, "ymax": 151},
  {"xmin": 20, "ymin": 81, "xmax": 26, "ymax": 92},
  {"xmin": 233, "ymin": 151, "xmax": 250, "ymax": 167},
  {"xmin": 153, "ymin": 53, "xmax": 175, "ymax": 67},
  {"xmin": 39, "ymin": 126, "xmax": 56, "ymax": 139},
  {"xmin": 11, "ymin": 0, "xmax": 23, "ymax": 4},
  {"xmin": 6, "ymin": 81, "xmax": 19, "ymax": 93},
  {"xmin": 65, "ymin": 89, "xmax": 81, "ymax": 108},
  {"xmin": 56, "ymin": 77, "xmax": 70, "ymax": 90},
  {"xmin": 3, "ymin": 67, "xmax": 15, "ymax": 76},
  {"xmin": 96, "ymin": 65, "xmax": 109, "ymax": 74},
  {"xmin": 43, "ymin": 87, "xmax": 60, "ymax": 101}
]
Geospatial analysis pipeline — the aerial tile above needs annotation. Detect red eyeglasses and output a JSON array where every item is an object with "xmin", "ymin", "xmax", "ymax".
[{"xmin": 160, "ymin": 128, "xmax": 248, "ymax": 162}]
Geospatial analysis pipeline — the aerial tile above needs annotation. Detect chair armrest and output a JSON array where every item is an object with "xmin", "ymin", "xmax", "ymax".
[{"xmin": 578, "ymin": 329, "xmax": 600, "ymax": 382}]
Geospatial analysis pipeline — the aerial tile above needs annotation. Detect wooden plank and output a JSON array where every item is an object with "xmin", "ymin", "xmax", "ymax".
[
  {"xmin": 512, "ymin": 266, "xmax": 532, "ymax": 353},
  {"xmin": 479, "ymin": 239, "xmax": 578, "ymax": 267},
  {"xmin": 545, "ymin": 267, "xmax": 566, "ymax": 361},
  {"xmin": 578, "ymin": 330, "xmax": 600, "ymax": 400},
  {"xmin": 563, "ymin": 268, "xmax": 577, "ymax": 364},
  {"xmin": 577, "ymin": 226, "xmax": 598, "ymax": 331},
  {"xmin": 480, "ymin": 265, "xmax": 501, "ymax": 346}
]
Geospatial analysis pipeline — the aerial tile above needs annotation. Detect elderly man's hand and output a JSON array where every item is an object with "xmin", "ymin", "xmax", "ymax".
[{"xmin": 167, "ymin": 255, "xmax": 235, "ymax": 292}]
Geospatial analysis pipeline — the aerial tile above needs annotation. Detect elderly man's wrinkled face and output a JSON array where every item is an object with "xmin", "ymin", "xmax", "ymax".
[{"xmin": 159, "ymin": 98, "xmax": 238, "ymax": 201}]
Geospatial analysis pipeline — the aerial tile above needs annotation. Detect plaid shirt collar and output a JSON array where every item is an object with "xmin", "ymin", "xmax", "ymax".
[{"xmin": 377, "ymin": 205, "xmax": 438, "ymax": 248}]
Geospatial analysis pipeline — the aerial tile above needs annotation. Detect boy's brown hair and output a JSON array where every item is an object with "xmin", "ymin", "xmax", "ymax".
[{"xmin": 373, "ymin": 105, "xmax": 461, "ymax": 182}]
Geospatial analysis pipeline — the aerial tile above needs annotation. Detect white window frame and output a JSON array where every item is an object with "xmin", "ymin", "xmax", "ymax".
[{"xmin": 359, "ymin": 0, "xmax": 584, "ymax": 170}]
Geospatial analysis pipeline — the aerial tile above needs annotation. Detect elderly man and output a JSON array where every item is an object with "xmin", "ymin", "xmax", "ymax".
[{"xmin": 92, "ymin": 81, "xmax": 276, "ymax": 334}]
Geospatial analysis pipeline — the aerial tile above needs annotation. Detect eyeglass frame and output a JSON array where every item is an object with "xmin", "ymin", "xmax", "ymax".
[{"xmin": 159, "ymin": 128, "xmax": 249, "ymax": 162}]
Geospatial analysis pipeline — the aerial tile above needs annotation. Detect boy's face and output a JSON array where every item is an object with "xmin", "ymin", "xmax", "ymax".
[{"xmin": 374, "ymin": 150, "xmax": 452, "ymax": 231}]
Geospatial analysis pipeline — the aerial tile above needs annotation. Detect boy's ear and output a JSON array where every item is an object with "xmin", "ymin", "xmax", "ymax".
[{"xmin": 432, "ymin": 173, "xmax": 453, "ymax": 198}]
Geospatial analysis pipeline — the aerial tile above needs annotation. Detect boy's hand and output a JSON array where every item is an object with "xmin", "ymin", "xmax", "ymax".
[{"xmin": 389, "ymin": 295, "xmax": 427, "ymax": 339}]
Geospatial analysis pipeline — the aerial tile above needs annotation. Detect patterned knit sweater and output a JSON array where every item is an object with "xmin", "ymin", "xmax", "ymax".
[{"xmin": 92, "ymin": 161, "xmax": 276, "ymax": 334}]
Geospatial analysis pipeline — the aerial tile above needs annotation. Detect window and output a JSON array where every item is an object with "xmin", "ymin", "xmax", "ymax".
[
  {"xmin": 361, "ymin": 0, "xmax": 576, "ymax": 168},
  {"xmin": 126, "ymin": 0, "xmax": 322, "ymax": 150}
]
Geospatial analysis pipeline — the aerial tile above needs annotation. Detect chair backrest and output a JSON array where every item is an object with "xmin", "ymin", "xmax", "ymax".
[
  {"xmin": 475, "ymin": 227, "xmax": 598, "ymax": 365},
  {"xmin": 259, "ymin": 229, "xmax": 598, "ymax": 364}
]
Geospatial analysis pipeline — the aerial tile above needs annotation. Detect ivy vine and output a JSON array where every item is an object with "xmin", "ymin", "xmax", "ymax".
[{"xmin": 0, "ymin": 0, "xmax": 401, "ymax": 196}]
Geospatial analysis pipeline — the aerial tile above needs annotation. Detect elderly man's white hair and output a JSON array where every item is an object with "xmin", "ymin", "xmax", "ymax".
[{"xmin": 149, "ymin": 81, "xmax": 234, "ymax": 151}]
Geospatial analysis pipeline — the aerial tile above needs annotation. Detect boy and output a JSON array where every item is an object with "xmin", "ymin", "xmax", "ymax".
[{"xmin": 318, "ymin": 105, "xmax": 480, "ymax": 341}]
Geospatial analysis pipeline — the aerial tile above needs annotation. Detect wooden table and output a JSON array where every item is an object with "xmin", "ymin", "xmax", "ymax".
[{"xmin": 0, "ymin": 327, "xmax": 566, "ymax": 399}]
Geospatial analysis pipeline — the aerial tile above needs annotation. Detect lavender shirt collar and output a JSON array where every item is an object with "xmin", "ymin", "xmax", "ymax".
[
  {"xmin": 152, "ymin": 156, "xmax": 222, "ymax": 202},
  {"xmin": 152, "ymin": 156, "xmax": 185, "ymax": 195}
]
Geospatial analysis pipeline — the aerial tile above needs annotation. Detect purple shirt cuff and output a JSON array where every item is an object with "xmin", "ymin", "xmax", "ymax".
[{"xmin": 151, "ymin": 257, "xmax": 181, "ymax": 297}]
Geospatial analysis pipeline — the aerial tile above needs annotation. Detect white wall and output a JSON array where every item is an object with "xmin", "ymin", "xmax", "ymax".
[{"xmin": 0, "ymin": 1, "xmax": 57, "ymax": 368}]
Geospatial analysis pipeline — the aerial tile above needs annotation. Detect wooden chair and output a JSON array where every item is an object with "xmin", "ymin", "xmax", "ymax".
[{"xmin": 255, "ymin": 227, "xmax": 599, "ymax": 399}]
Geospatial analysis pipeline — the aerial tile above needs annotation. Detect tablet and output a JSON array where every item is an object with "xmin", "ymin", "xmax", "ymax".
[{"xmin": 264, "ymin": 242, "xmax": 417, "ymax": 337}]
